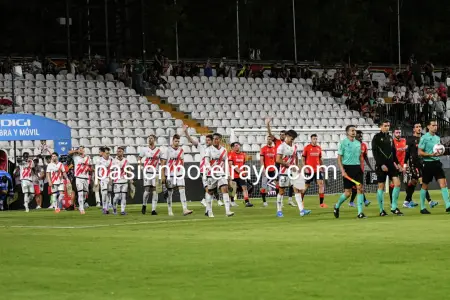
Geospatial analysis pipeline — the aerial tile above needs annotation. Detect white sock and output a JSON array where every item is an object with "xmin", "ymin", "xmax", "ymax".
[
  {"xmin": 143, "ymin": 189, "xmax": 150, "ymax": 206},
  {"xmin": 167, "ymin": 190, "xmax": 173, "ymax": 213},
  {"xmin": 113, "ymin": 194, "xmax": 120, "ymax": 211},
  {"xmin": 95, "ymin": 191, "xmax": 101, "ymax": 204},
  {"xmin": 121, "ymin": 194, "xmax": 126, "ymax": 212},
  {"xmin": 179, "ymin": 189, "xmax": 188, "ymax": 211},
  {"xmin": 24, "ymin": 194, "xmax": 29, "ymax": 210},
  {"xmin": 58, "ymin": 193, "xmax": 64, "ymax": 209},
  {"xmin": 78, "ymin": 191, "xmax": 85, "ymax": 211},
  {"xmin": 102, "ymin": 191, "xmax": 108, "ymax": 210},
  {"xmin": 277, "ymin": 194, "xmax": 283, "ymax": 212},
  {"xmin": 205, "ymin": 192, "xmax": 212, "ymax": 213},
  {"xmin": 223, "ymin": 193, "xmax": 231, "ymax": 214},
  {"xmin": 51, "ymin": 194, "xmax": 57, "ymax": 209},
  {"xmin": 151, "ymin": 190, "xmax": 158, "ymax": 211},
  {"xmin": 295, "ymin": 193, "xmax": 304, "ymax": 212},
  {"xmin": 288, "ymin": 197, "xmax": 293, "ymax": 203}
]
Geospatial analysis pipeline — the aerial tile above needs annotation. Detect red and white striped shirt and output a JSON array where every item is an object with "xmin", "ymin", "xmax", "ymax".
[
  {"xmin": 98, "ymin": 156, "xmax": 114, "ymax": 180},
  {"xmin": 162, "ymin": 147, "xmax": 184, "ymax": 176},
  {"xmin": 47, "ymin": 162, "xmax": 65, "ymax": 185},
  {"xmin": 204, "ymin": 145, "xmax": 228, "ymax": 177},
  {"xmin": 73, "ymin": 155, "xmax": 92, "ymax": 179},
  {"xmin": 139, "ymin": 146, "xmax": 161, "ymax": 174},
  {"xmin": 277, "ymin": 142, "xmax": 298, "ymax": 175},
  {"xmin": 19, "ymin": 159, "xmax": 34, "ymax": 181},
  {"xmin": 113, "ymin": 157, "xmax": 129, "ymax": 183}
]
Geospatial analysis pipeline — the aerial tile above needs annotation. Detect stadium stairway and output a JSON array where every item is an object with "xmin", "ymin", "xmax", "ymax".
[{"xmin": 146, "ymin": 96, "xmax": 212, "ymax": 135}]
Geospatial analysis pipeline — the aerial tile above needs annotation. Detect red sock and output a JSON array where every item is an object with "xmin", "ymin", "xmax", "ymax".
[
  {"xmin": 319, "ymin": 193, "xmax": 324, "ymax": 204},
  {"xmin": 244, "ymin": 196, "xmax": 249, "ymax": 203}
]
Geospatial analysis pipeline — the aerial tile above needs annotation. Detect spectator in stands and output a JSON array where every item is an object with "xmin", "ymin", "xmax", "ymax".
[
  {"xmin": 163, "ymin": 57, "xmax": 173, "ymax": 77},
  {"xmin": 154, "ymin": 48, "xmax": 164, "ymax": 76},
  {"xmin": 204, "ymin": 59, "xmax": 213, "ymax": 77},
  {"xmin": 69, "ymin": 60, "xmax": 77, "ymax": 75},
  {"xmin": 438, "ymin": 83, "xmax": 447, "ymax": 102},
  {"xmin": 216, "ymin": 58, "xmax": 229, "ymax": 77},
  {"xmin": 108, "ymin": 58, "xmax": 119, "ymax": 78},
  {"xmin": 1, "ymin": 56, "xmax": 12, "ymax": 73},
  {"xmin": 133, "ymin": 59, "xmax": 145, "ymax": 95},
  {"xmin": 423, "ymin": 61, "xmax": 434, "ymax": 86},
  {"xmin": 302, "ymin": 66, "xmax": 313, "ymax": 79},
  {"xmin": 189, "ymin": 63, "xmax": 200, "ymax": 77},
  {"xmin": 32, "ymin": 56, "xmax": 42, "ymax": 74},
  {"xmin": 434, "ymin": 97, "xmax": 445, "ymax": 119},
  {"xmin": 279, "ymin": 65, "xmax": 290, "ymax": 82}
]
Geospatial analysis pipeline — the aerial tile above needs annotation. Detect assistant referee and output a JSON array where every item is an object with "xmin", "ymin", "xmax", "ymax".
[
  {"xmin": 417, "ymin": 119, "xmax": 450, "ymax": 214},
  {"xmin": 334, "ymin": 125, "xmax": 365, "ymax": 219}
]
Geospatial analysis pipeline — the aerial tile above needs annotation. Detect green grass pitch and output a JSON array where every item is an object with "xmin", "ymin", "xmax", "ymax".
[{"xmin": 1, "ymin": 191, "xmax": 450, "ymax": 300}]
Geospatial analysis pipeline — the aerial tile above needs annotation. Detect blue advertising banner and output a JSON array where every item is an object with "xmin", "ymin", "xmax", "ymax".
[{"xmin": 0, "ymin": 114, "xmax": 72, "ymax": 154}]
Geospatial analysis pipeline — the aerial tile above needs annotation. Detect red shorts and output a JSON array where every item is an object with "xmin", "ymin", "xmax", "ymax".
[{"xmin": 34, "ymin": 185, "xmax": 41, "ymax": 195}]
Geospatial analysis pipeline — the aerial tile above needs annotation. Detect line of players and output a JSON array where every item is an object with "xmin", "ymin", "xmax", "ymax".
[
  {"xmin": 333, "ymin": 119, "xmax": 450, "ymax": 219},
  {"xmin": 16, "ymin": 118, "xmax": 449, "ymax": 217}
]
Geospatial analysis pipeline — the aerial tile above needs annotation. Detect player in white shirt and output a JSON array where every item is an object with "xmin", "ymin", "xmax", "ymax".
[
  {"xmin": 97, "ymin": 147, "xmax": 114, "ymax": 214},
  {"xmin": 93, "ymin": 147, "xmax": 104, "ymax": 208},
  {"xmin": 37, "ymin": 140, "xmax": 52, "ymax": 156},
  {"xmin": 111, "ymin": 147, "xmax": 131, "ymax": 215},
  {"xmin": 275, "ymin": 130, "xmax": 311, "ymax": 218},
  {"xmin": 69, "ymin": 146, "xmax": 92, "ymax": 214},
  {"xmin": 204, "ymin": 133, "xmax": 234, "ymax": 217},
  {"xmin": 161, "ymin": 134, "xmax": 193, "ymax": 216},
  {"xmin": 19, "ymin": 152, "xmax": 35, "ymax": 212},
  {"xmin": 183, "ymin": 126, "xmax": 223, "ymax": 211},
  {"xmin": 46, "ymin": 152, "xmax": 69, "ymax": 213},
  {"xmin": 138, "ymin": 135, "xmax": 162, "ymax": 215}
]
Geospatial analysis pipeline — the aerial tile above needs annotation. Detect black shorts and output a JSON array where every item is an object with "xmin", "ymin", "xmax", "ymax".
[
  {"xmin": 343, "ymin": 165, "xmax": 363, "ymax": 190},
  {"xmin": 408, "ymin": 165, "xmax": 423, "ymax": 181},
  {"xmin": 422, "ymin": 160, "xmax": 446, "ymax": 184},
  {"xmin": 233, "ymin": 178, "xmax": 246, "ymax": 188},
  {"xmin": 376, "ymin": 162, "xmax": 400, "ymax": 183},
  {"xmin": 305, "ymin": 172, "xmax": 324, "ymax": 184}
]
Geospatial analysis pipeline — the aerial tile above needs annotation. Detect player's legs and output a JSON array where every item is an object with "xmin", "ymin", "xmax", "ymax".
[
  {"xmin": 219, "ymin": 178, "xmax": 233, "ymax": 216},
  {"xmin": 94, "ymin": 181, "xmax": 101, "ymax": 207},
  {"xmin": 142, "ymin": 178, "xmax": 154, "ymax": 214},
  {"xmin": 375, "ymin": 166, "xmax": 389, "ymax": 215},
  {"xmin": 77, "ymin": 179, "xmax": 88, "ymax": 214},
  {"xmin": 57, "ymin": 185, "xmax": 65, "ymax": 212},
  {"xmin": 317, "ymin": 178, "xmax": 327, "ymax": 207},
  {"xmin": 35, "ymin": 184, "xmax": 42, "ymax": 209},
  {"xmin": 112, "ymin": 184, "xmax": 121, "ymax": 214},
  {"xmin": 349, "ymin": 186, "xmax": 357, "ymax": 206},
  {"xmin": 390, "ymin": 175, "xmax": 403, "ymax": 215},
  {"xmin": 100, "ymin": 180, "xmax": 110, "ymax": 213},
  {"xmin": 22, "ymin": 181, "xmax": 32, "ymax": 212},
  {"xmin": 293, "ymin": 186, "xmax": 311, "ymax": 216},
  {"xmin": 355, "ymin": 182, "xmax": 365, "ymax": 216},
  {"xmin": 287, "ymin": 185, "xmax": 295, "ymax": 206},
  {"xmin": 260, "ymin": 172, "xmax": 269, "ymax": 205},
  {"xmin": 236, "ymin": 178, "xmax": 253, "ymax": 207},
  {"xmin": 176, "ymin": 177, "xmax": 192, "ymax": 215},
  {"xmin": 150, "ymin": 185, "xmax": 158, "ymax": 215},
  {"xmin": 433, "ymin": 163, "xmax": 450, "ymax": 211},
  {"xmin": 277, "ymin": 175, "xmax": 290, "ymax": 216},
  {"xmin": 334, "ymin": 166, "xmax": 357, "ymax": 218},
  {"xmin": 120, "ymin": 184, "xmax": 128, "ymax": 214}
]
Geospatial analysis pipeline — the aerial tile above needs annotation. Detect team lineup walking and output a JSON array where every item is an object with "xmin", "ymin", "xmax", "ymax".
[{"xmin": 12, "ymin": 118, "xmax": 450, "ymax": 218}]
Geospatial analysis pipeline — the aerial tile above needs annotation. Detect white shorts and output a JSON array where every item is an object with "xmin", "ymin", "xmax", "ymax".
[
  {"xmin": 21, "ymin": 180, "xmax": 34, "ymax": 194},
  {"xmin": 143, "ymin": 173, "xmax": 159, "ymax": 187},
  {"xmin": 76, "ymin": 178, "xmax": 89, "ymax": 193},
  {"xmin": 51, "ymin": 183, "xmax": 65, "ymax": 194},
  {"xmin": 166, "ymin": 177, "xmax": 185, "ymax": 189},
  {"xmin": 207, "ymin": 176, "xmax": 228, "ymax": 190},
  {"xmin": 100, "ymin": 178, "xmax": 112, "ymax": 192},
  {"xmin": 278, "ymin": 175, "xmax": 291, "ymax": 188},
  {"xmin": 113, "ymin": 182, "xmax": 128, "ymax": 194}
]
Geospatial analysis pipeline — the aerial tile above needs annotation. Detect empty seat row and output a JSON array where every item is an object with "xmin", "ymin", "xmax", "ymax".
[
  {"xmin": 0, "ymin": 79, "xmax": 124, "ymax": 89},
  {"xmin": 160, "ymin": 89, "xmax": 320, "ymax": 99},
  {"xmin": 163, "ymin": 75, "xmax": 313, "ymax": 86},
  {"xmin": 6, "ymin": 87, "xmax": 137, "ymax": 97},
  {"xmin": 23, "ymin": 103, "xmax": 157, "ymax": 113},
  {"xmin": 193, "ymin": 110, "xmax": 362, "ymax": 120},
  {"xmin": 204, "ymin": 117, "xmax": 367, "ymax": 128},
  {"xmin": 169, "ymin": 82, "xmax": 313, "ymax": 93},
  {"xmin": 14, "ymin": 95, "xmax": 147, "ymax": 106}
]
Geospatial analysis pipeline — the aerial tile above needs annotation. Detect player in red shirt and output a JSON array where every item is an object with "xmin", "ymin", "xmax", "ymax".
[
  {"xmin": 389, "ymin": 127, "xmax": 407, "ymax": 204},
  {"xmin": 228, "ymin": 142, "xmax": 253, "ymax": 207},
  {"xmin": 301, "ymin": 134, "xmax": 327, "ymax": 207},
  {"xmin": 349, "ymin": 130, "xmax": 372, "ymax": 207},
  {"xmin": 260, "ymin": 136, "xmax": 277, "ymax": 206},
  {"xmin": 265, "ymin": 117, "xmax": 295, "ymax": 206}
]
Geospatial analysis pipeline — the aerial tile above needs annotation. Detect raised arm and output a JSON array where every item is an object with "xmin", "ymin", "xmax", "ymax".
[{"xmin": 183, "ymin": 124, "xmax": 199, "ymax": 146}]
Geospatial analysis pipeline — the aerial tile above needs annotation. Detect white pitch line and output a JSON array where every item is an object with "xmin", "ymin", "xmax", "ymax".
[{"xmin": 3, "ymin": 218, "xmax": 211, "ymax": 229}]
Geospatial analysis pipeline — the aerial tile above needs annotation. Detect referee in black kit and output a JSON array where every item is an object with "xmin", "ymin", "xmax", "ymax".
[{"xmin": 371, "ymin": 120, "xmax": 404, "ymax": 216}]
